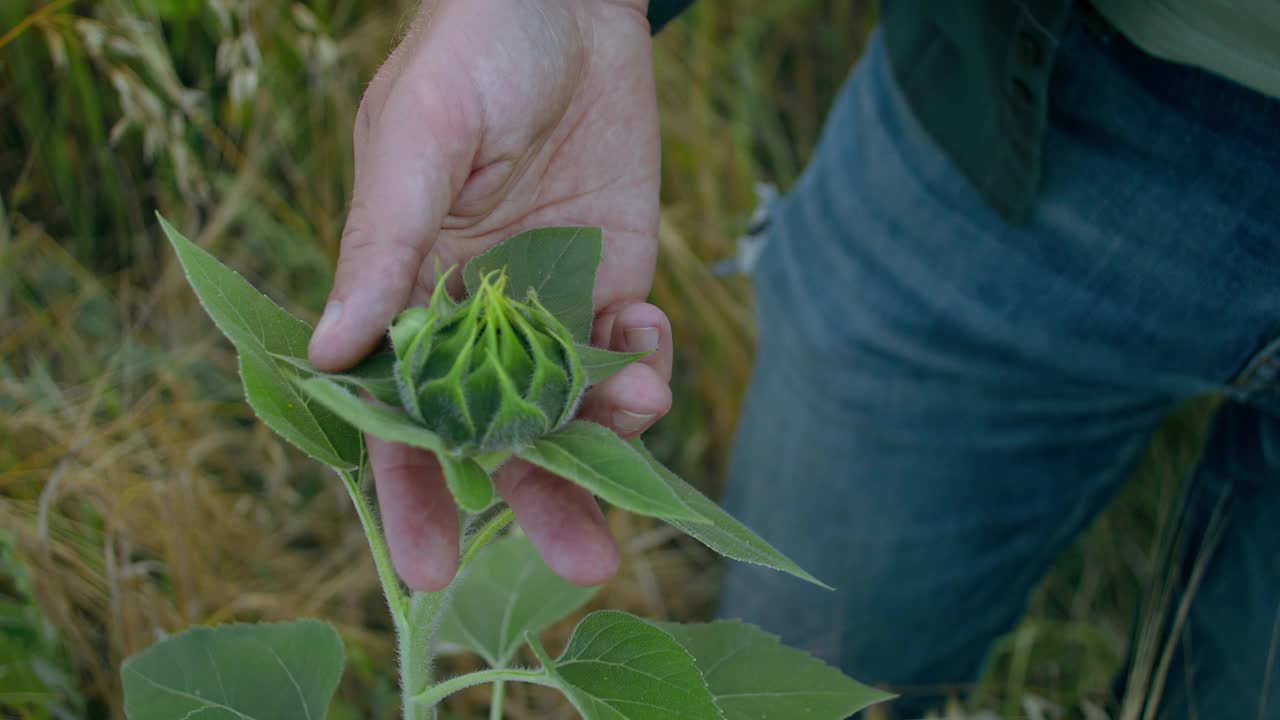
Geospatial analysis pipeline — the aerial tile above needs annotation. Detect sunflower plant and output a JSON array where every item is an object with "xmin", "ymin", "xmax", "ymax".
[{"xmin": 118, "ymin": 215, "xmax": 893, "ymax": 720}]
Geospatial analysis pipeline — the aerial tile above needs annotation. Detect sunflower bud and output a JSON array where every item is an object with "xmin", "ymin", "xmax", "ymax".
[{"xmin": 389, "ymin": 269, "xmax": 585, "ymax": 453}]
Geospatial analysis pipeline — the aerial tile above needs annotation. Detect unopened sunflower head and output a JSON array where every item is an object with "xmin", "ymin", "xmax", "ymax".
[{"xmin": 388, "ymin": 268, "xmax": 585, "ymax": 453}]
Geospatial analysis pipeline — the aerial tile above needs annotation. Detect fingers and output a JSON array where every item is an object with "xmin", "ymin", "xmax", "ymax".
[
  {"xmin": 308, "ymin": 53, "xmax": 482, "ymax": 371},
  {"xmin": 607, "ymin": 301, "xmax": 673, "ymax": 381},
  {"xmin": 367, "ymin": 435, "xmax": 459, "ymax": 592},
  {"xmin": 493, "ymin": 461, "xmax": 620, "ymax": 586},
  {"xmin": 579, "ymin": 301, "xmax": 673, "ymax": 437},
  {"xmin": 578, "ymin": 363, "xmax": 672, "ymax": 437}
]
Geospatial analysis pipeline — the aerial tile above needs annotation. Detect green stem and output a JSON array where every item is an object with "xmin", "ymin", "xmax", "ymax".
[
  {"xmin": 412, "ymin": 668, "xmax": 557, "ymax": 708},
  {"xmin": 399, "ymin": 507, "xmax": 516, "ymax": 718},
  {"xmin": 489, "ymin": 678, "xmax": 506, "ymax": 720},
  {"xmin": 402, "ymin": 590, "xmax": 447, "ymax": 720},
  {"xmin": 398, "ymin": 508, "xmax": 515, "ymax": 718},
  {"xmin": 459, "ymin": 508, "xmax": 515, "ymax": 571},
  {"xmin": 399, "ymin": 623, "xmax": 428, "ymax": 720},
  {"xmin": 526, "ymin": 635, "xmax": 556, "ymax": 675},
  {"xmin": 339, "ymin": 466, "xmax": 427, "ymax": 719},
  {"xmin": 339, "ymin": 467, "xmax": 407, "ymax": 623},
  {"xmin": 343, "ymin": 466, "xmax": 515, "ymax": 720}
]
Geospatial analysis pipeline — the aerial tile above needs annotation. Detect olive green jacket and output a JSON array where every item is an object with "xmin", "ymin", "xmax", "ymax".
[{"xmin": 649, "ymin": 0, "xmax": 1077, "ymax": 221}]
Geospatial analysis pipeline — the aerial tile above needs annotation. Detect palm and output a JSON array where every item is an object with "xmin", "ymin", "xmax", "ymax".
[{"xmin": 420, "ymin": 0, "xmax": 659, "ymax": 313}]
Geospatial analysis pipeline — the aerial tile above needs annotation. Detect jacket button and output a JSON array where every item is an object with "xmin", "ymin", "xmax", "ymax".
[{"xmin": 1016, "ymin": 31, "xmax": 1043, "ymax": 67}]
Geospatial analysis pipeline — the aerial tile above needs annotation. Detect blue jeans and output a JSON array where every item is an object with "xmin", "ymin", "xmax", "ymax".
[{"xmin": 719, "ymin": 19, "xmax": 1280, "ymax": 720}]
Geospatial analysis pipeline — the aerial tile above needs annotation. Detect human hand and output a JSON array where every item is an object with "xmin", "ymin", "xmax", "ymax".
[{"xmin": 307, "ymin": 0, "xmax": 669, "ymax": 591}]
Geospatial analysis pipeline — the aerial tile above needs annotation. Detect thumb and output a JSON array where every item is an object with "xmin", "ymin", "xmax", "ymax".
[{"xmin": 308, "ymin": 71, "xmax": 479, "ymax": 371}]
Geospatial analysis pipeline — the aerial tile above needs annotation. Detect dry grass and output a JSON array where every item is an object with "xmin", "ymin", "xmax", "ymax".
[{"xmin": 1, "ymin": 1, "xmax": 1203, "ymax": 718}]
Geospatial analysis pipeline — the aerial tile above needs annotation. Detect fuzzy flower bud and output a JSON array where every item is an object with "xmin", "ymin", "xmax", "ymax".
[{"xmin": 388, "ymin": 269, "xmax": 585, "ymax": 453}]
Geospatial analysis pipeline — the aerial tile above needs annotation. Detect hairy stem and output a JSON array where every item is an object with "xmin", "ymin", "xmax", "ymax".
[
  {"xmin": 400, "ymin": 509, "xmax": 517, "ymax": 720},
  {"xmin": 339, "ymin": 467, "xmax": 407, "ymax": 623},
  {"xmin": 459, "ymin": 507, "xmax": 515, "ymax": 571},
  {"xmin": 402, "ymin": 590, "xmax": 447, "ymax": 720},
  {"xmin": 412, "ymin": 668, "xmax": 557, "ymax": 708},
  {"xmin": 339, "ymin": 466, "xmax": 434, "ymax": 720},
  {"xmin": 399, "ymin": 623, "xmax": 430, "ymax": 720},
  {"xmin": 344, "ymin": 465, "xmax": 515, "ymax": 720},
  {"xmin": 489, "ymin": 678, "xmax": 506, "ymax": 720}
]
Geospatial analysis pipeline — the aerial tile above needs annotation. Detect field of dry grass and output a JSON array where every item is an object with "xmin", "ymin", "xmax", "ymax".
[{"xmin": 1, "ymin": 1, "xmax": 1209, "ymax": 718}]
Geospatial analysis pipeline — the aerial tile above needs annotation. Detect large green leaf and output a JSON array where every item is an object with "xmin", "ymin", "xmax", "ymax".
[
  {"xmin": 629, "ymin": 440, "xmax": 828, "ymax": 589},
  {"xmin": 161, "ymin": 215, "xmax": 360, "ymax": 469},
  {"xmin": 462, "ymin": 227, "xmax": 601, "ymax": 342},
  {"xmin": 435, "ymin": 533, "xmax": 598, "ymax": 666},
  {"xmin": 121, "ymin": 620, "xmax": 344, "ymax": 720},
  {"xmin": 272, "ymin": 352, "xmax": 401, "ymax": 406},
  {"xmin": 532, "ymin": 611, "xmax": 722, "ymax": 720},
  {"xmin": 239, "ymin": 354, "xmax": 360, "ymax": 469},
  {"xmin": 656, "ymin": 621, "xmax": 894, "ymax": 719},
  {"xmin": 516, "ymin": 422, "xmax": 705, "ymax": 523},
  {"xmin": 294, "ymin": 377, "xmax": 447, "ymax": 455},
  {"xmin": 575, "ymin": 344, "xmax": 651, "ymax": 386}
]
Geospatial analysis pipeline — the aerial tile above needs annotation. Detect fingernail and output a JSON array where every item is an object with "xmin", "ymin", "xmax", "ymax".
[
  {"xmin": 612, "ymin": 409, "xmax": 655, "ymax": 435},
  {"xmin": 314, "ymin": 300, "xmax": 343, "ymax": 340},
  {"xmin": 624, "ymin": 327, "xmax": 659, "ymax": 353}
]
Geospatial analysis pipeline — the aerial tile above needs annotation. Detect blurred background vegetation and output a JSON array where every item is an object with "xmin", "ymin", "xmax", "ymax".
[{"xmin": 0, "ymin": 1, "xmax": 1213, "ymax": 718}]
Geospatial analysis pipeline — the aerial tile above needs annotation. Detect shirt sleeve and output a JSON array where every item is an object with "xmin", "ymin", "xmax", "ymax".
[{"xmin": 647, "ymin": 0, "xmax": 696, "ymax": 33}]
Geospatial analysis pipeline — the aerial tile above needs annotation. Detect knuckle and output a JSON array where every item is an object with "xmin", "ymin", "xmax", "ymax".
[
  {"xmin": 339, "ymin": 198, "xmax": 373, "ymax": 251},
  {"xmin": 395, "ymin": 74, "xmax": 481, "ymax": 146}
]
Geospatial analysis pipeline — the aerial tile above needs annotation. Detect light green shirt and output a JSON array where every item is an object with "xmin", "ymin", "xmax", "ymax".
[{"xmin": 1091, "ymin": 0, "xmax": 1280, "ymax": 100}]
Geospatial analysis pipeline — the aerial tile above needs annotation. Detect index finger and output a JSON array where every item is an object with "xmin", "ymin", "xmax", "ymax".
[{"xmin": 308, "ymin": 58, "xmax": 481, "ymax": 371}]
